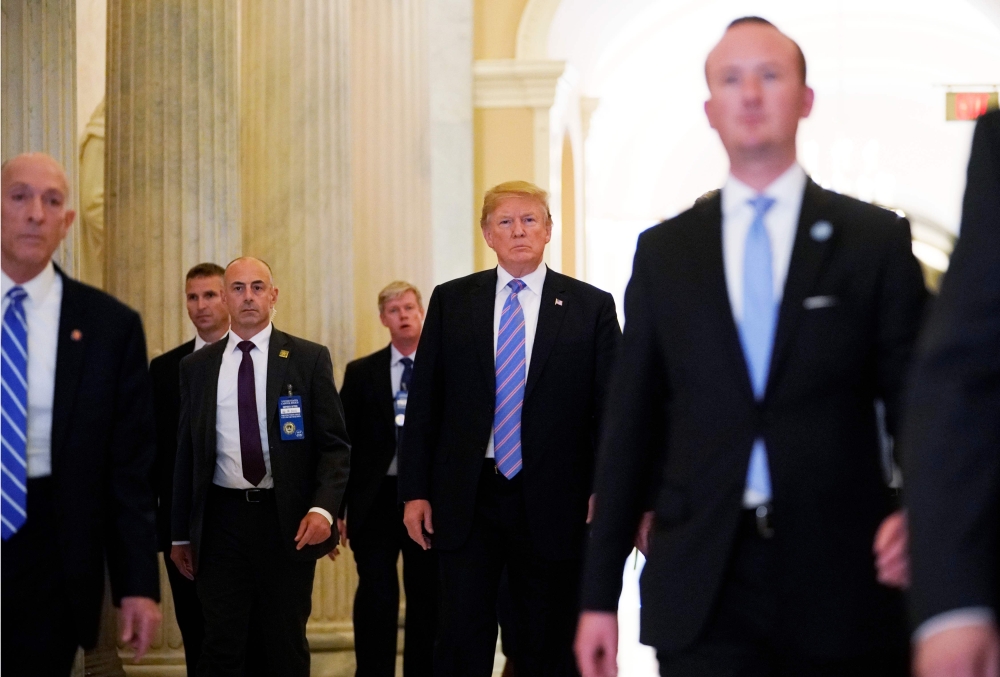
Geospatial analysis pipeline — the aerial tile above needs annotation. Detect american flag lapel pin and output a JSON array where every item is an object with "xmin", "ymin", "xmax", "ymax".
[
  {"xmin": 555, "ymin": 298, "xmax": 563, "ymax": 306},
  {"xmin": 70, "ymin": 329, "xmax": 83, "ymax": 341}
]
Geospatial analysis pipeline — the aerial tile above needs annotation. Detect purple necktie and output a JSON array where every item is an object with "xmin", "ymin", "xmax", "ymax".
[{"xmin": 237, "ymin": 341, "xmax": 267, "ymax": 486}]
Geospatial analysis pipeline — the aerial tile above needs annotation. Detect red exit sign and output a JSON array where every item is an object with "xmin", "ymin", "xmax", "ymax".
[{"xmin": 946, "ymin": 92, "xmax": 999, "ymax": 121}]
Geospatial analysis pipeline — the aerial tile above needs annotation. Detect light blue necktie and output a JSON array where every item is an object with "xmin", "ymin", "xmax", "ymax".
[
  {"xmin": 494, "ymin": 279, "xmax": 527, "ymax": 479},
  {"xmin": 739, "ymin": 196, "xmax": 777, "ymax": 504},
  {"xmin": 1, "ymin": 287, "xmax": 30, "ymax": 540}
]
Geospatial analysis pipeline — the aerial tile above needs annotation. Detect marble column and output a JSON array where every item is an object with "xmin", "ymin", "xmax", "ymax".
[
  {"xmin": 1, "ymin": 0, "xmax": 79, "ymax": 276},
  {"xmin": 350, "ymin": 0, "xmax": 433, "ymax": 356},
  {"xmin": 238, "ymin": 2, "xmax": 357, "ymax": 640},
  {"xmin": 105, "ymin": 0, "xmax": 242, "ymax": 359}
]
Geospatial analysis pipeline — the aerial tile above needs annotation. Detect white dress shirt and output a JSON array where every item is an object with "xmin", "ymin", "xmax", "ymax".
[
  {"xmin": 485, "ymin": 263, "xmax": 547, "ymax": 459},
  {"xmin": 212, "ymin": 323, "xmax": 332, "ymax": 525},
  {"xmin": 721, "ymin": 162, "xmax": 807, "ymax": 323},
  {"xmin": 386, "ymin": 344, "xmax": 416, "ymax": 476},
  {"xmin": 2, "ymin": 262, "xmax": 62, "ymax": 478}
]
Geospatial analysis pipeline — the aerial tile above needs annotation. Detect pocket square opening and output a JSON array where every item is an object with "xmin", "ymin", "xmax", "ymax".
[{"xmin": 803, "ymin": 295, "xmax": 839, "ymax": 310}]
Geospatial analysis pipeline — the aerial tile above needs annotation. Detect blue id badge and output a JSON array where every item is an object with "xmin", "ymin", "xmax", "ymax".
[
  {"xmin": 393, "ymin": 390, "xmax": 408, "ymax": 428},
  {"xmin": 278, "ymin": 394, "xmax": 305, "ymax": 440}
]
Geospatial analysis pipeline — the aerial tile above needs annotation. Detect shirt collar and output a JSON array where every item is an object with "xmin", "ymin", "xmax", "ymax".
[
  {"xmin": 194, "ymin": 326, "xmax": 229, "ymax": 352},
  {"xmin": 1, "ymin": 260, "xmax": 57, "ymax": 305},
  {"xmin": 389, "ymin": 343, "xmax": 416, "ymax": 365},
  {"xmin": 226, "ymin": 322, "xmax": 272, "ymax": 354},
  {"xmin": 496, "ymin": 262, "xmax": 547, "ymax": 297},
  {"xmin": 722, "ymin": 162, "xmax": 807, "ymax": 218}
]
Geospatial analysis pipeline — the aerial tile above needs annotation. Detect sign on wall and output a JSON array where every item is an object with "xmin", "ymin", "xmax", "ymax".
[{"xmin": 946, "ymin": 92, "xmax": 999, "ymax": 121}]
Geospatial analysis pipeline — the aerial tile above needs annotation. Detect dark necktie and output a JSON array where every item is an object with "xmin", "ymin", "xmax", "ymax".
[
  {"xmin": 395, "ymin": 357, "xmax": 414, "ymax": 457},
  {"xmin": 237, "ymin": 341, "xmax": 267, "ymax": 486}
]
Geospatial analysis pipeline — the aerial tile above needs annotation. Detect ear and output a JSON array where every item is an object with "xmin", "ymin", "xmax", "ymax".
[
  {"xmin": 704, "ymin": 99, "xmax": 718, "ymax": 130},
  {"xmin": 482, "ymin": 224, "xmax": 496, "ymax": 251},
  {"xmin": 800, "ymin": 86, "xmax": 815, "ymax": 119},
  {"xmin": 62, "ymin": 209, "xmax": 76, "ymax": 237},
  {"xmin": 379, "ymin": 312, "xmax": 390, "ymax": 329}
]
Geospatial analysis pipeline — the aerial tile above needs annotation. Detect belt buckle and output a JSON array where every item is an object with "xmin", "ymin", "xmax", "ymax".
[
  {"xmin": 246, "ymin": 489, "xmax": 263, "ymax": 503},
  {"xmin": 754, "ymin": 504, "xmax": 774, "ymax": 539}
]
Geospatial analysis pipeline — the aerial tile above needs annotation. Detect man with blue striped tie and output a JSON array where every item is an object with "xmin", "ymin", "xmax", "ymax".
[
  {"xmin": 399, "ymin": 181, "xmax": 621, "ymax": 676},
  {"xmin": 576, "ymin": 17, "xmax": 927, "ymax": 677},
  {"xmin": 1, "ymin": 153, "xmax": 161, "ymax": 675}
]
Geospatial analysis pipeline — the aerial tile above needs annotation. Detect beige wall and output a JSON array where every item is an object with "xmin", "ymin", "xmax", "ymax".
[{"xmin": 474, "ymin": 0, "xmax": 528, "ymax": 59}]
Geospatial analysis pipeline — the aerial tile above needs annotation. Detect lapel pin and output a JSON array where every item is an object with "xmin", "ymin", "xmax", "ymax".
[
  {"xmin": 810, "ymin": 220, "xmax": 833, "ymax": 242},
  {"xmin": 555, "ymin": 298, "xmax": 563, "ymax": 306},
  {"xmin": 70, "ymin": 329, "xmax": 83, "ymax": 341},
  {"xmin": 279, "ymin": 349, "xmax": 289, "ymax": 358}
]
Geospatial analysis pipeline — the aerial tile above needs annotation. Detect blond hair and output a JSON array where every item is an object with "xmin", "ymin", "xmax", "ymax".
[
  {"xmin": 480, "ymin": 180, "xmax": 552, "ymax": 228},
  {"xmin": 378, "ymin": 281, "xmax": 423, "ymax": 314}
]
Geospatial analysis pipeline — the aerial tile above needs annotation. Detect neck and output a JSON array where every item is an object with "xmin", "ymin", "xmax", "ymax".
[
  {"xmin": 391, "ymin": 337, "xmax": 419, "ymax": 356},
  {"xmin": 198, "ymin": 324, "xmax": 229, "ymax": 345},
  {"xmin": 729, "ymin": 151, "xmax": 797, "ymax": 193},
  {"xmin": 1, "ymin": 257, "xmax": 48, "ymax": 285},
  {"xmin": 499, "ymin": 260, "xmax": 542, "ymax": 279},
  {"xmin": 232, "ymin": 322, "xmax": 267, "ymax": 341}
]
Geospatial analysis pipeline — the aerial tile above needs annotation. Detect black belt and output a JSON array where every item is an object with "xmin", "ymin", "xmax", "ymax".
[
  {"xmin": 210, "ymin": 485, "xmax": 275, "ymax": 503},
  {"xmin": 743, "ymin": 503, "xmax": 774, "ymax": 539}
]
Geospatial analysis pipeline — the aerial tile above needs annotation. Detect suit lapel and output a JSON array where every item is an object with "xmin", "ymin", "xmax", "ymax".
[
  {"xmin": 696, "ymin": 198, "xmax": 757, "ymax": 402},
  {"xmin": 201, "ymin": 339, "xmax": 226, "ymax": 463},
  {"xmin": 767, "ymin": 180, "xmax": 836, "ymax": 392},
  {"xmin": 50, "ymin": 273, "xmax": 86, "ymax": 468},
  {"xmin": 266, "ymin": 328, "xmax": 292, "ymax": 431},
  {"xmin": 524, "ymin": 270, "xmax": 568, "ymax": 400},
  {"xmin": 472, "ymin": 270, "xmax": 499, "ymax": 399},
  {"xmin": 376, "ymin": 346, "xmax": 395, "ymax": 428}
]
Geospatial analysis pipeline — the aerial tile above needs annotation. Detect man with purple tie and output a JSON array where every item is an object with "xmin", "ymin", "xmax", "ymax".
[
  {"xmin": 170, "ymin": 256, "xmax": 350, "ymax": 677},
  {"xmin": 399, "ymin": 181, "xmax": 621, "ymax": 676}
]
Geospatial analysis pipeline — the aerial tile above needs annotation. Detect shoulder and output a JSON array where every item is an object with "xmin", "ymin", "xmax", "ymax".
[
  {"xmin": 345, "ymin": 346, "xmax": 389, "ymax": 374},
  {"xmin": 635, "ymin": 195, "xmax": 717, "ymax": 258},
  {"xmin": 150, "ymin": 340, "xmax": 196, "ymax": 373},
  {"xmin": 273, "ymin": 329, "xmax": 329, "ymax": 363},
  {"xmin": 546, "ymin": 269, "xmax": 614, "ymax": 306},
  {"xmin": 812, "ymin": 184, "xmax": 908, "ymax": 242},
  {"xmin": 62, "ymin": 275, "xmax": 143, "ymax": 326},
  {"xmin": 432, "ymin": 269, "xmax": 494, "ymax": 299}
]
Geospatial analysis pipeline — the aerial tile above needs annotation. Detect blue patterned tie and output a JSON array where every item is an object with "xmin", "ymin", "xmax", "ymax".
[
  {"xmin": 399, "ymin": 357, "xmax": 413, "ymax": 392},
  {"xmin": 739, "ymin": 196, "xmax": 777, "ymax": 504},
  {"xmin": 1, "ymin": 287, "xmax": 30, "ymax": 540},
  {"xmin": 494, "ymin": 279, "xmax": 527, "ymax": 479}
]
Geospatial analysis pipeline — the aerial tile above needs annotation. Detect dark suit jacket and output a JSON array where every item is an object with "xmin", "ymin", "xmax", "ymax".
[
  {"xmin": 171, "ymin": 326, "xmax": 351, "ymax": 565},
  {"xmin": 905, "ymin": 109, "xmax": 1000, "ymax": 628},
  {"xmin": 398, "ymin": 267, "xmax": 621, "ymax": 560},
  {"xmin": 581, "ymin": 179, "xmax": 928, "ymax": 657},
  {"xmin": 50, "ymin": 269, "xmax": 161, "ymax": 647},
  {"xmin": 338, "ymin": 345, "xmax": 397, "ymax": 541},
  {"xmin": 150, "ymin": 339, "xmax": 196, "ymax": 552}
]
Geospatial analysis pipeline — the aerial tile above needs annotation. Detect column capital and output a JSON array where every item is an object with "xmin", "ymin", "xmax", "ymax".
[{"xmin": 473, "ymin": 59, "xmax": 567, "ymax": 109}]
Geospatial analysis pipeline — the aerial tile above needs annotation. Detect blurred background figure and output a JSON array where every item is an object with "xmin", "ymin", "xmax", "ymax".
[{"xmin": 906, "ymin": 109, "xmax": 1000, "ymax": 677}]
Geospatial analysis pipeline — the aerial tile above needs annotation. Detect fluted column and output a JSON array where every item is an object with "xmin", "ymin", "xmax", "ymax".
[
  {"xmin": 105, "ymin": 0, "xmax": 242, "ymax": 359},
  {"xmin": 1, "ymin": 0, "xmax": 79, "ymax": 276},
  {"xmin": 240, "ymin": 1, "xmax": 356, "ymax": 642},
  {"xmin": 350, "ymin": 0, "xmax": 433, "ymax": 356}
]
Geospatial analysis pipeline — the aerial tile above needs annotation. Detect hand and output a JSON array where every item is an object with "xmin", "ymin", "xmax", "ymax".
[
  {"xmin": 295, "ymin": 512, "xmax": 333, "ymax": 550},
  {"xmin": 326, "ymin": 546, "xmax": 341, "ymax": 562},
  {"xmin": 575, "ymin": 611, "xmax": 619, "ymax": 677},
  {"xmin": 873, "ymin": 509, "xmax": 909, "ymax": 588},
  {"xmin": 119, "ymin": 596, "xmax": 162, "ymax": 661},
  {"xmin": 634, "ymin": 511, "xmax": 655, "ymax": 556},
  {"xmin": 915, "ymin": 623, "xmax": 1000, "ymax": 677},
  {"xmin": 337, "ymin": 517, "xmax": 348, "ymax": 548},
  {"xmin": 403, "ymin": 499, "xmax": 434, "ymax": 550},
  {"xmin": 170, "ymin": 544, "xmax": 196, "ymax": 580},
  {"xmin": 587, "ymin": 494, "xmax": 597, "ymax": 524}
]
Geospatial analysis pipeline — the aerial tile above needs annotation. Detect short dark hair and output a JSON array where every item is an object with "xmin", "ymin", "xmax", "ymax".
[
  {"xmin": 186, "ymin": 262, "xmax": 225, "ymax": 281},
  {"xmin": 724, "ymin": 16, "xmax": 807, "ymax": 84}
]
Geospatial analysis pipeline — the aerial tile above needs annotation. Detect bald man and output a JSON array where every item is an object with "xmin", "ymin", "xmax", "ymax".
[
  {"xmin": 170, "ymin": 256, "xmax": 351, "ymax": 677},
  {"xmin": 576, "ymin": 17, "xmax": 926, "ymax": 677},
  {"xmin": 1, "ymin": 153, "xmax": 161, "ymax": 674}
]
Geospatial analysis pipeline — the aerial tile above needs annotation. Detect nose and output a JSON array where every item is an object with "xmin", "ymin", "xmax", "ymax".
[
  {"xmin": 510, "ymin": 219, "xmax": 526, "ymax": 236},
  {"xmin": 27, "ymin": 195, "xmax": 45, "ymax": 222},
  {"xmin": 741, "ymin": 75, "xmax": 763, "ymax": 102}
]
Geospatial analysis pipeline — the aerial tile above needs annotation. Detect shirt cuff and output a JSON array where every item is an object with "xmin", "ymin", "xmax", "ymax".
[
  {"xmin": 914, "ymin": 608, "xmax": 997, "ymax": 643},
  {"xmin": 171, "ymin": 541, "xmax": 191, "ymax": 546},
  {"xmin": 308, "ymin": 507, "xmax": 334, "ymax": 525}
]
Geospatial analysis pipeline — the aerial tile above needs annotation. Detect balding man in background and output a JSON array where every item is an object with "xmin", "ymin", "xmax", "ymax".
[
  {"xmin": 1, "ymin": 153, "xmax": 161, "ymax": 674},
  {"xmin": 171, "ymin": 256, "xmax": 351, "ymax": 677},
  {"xmin": 576, "ymin": 17, "xmax": 926, "ymax": 677}
]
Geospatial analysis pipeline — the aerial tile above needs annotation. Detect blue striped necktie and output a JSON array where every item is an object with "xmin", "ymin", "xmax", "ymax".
[
  {"xmin": 2, "ymin": 287, "xmax": 30, "ymax": 540},
  {"xmin": 494, "ymin": 279, "xmax": 527, "ymax": 479},
  {"xmin": 740, "ymin": 196, "xmax": 777, "ymax": 504}
]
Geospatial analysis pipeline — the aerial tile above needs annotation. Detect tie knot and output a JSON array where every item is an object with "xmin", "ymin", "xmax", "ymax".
[
  {"xmin": 237, "ymin": 340, "xmax": 255, "ymax": 354},
  {"xmin": 399, "ymin": 357, "xmax": 413, "ymax": 369},
  {"xmin": 507, "ymin": 279, "xmax": 527, "ymax": 295},
  {"xmin": 5, "ymin": 286, "xmax": 27, "ymax": 304},
  {"xmin": 748, "ymin": 195, "xmax": 776, "ymax": 218}
]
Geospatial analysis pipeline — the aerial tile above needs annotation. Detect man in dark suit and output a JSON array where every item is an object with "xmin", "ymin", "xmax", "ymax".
[
  {"xmin": 399, "ymin": 180, "xmax": 622, "ymax": 677},
  {"xmin": 906, "ymin": 109, "xmax": 1000, "ymax": 677},
  {"xmin": 1, "ymin": 153, "xmax": 162, "ymax": 674},
  {"xmin": 150, "ymin": 261, "xmax": 229, "ymax": 675},
  {"xmin": 338, "ymin": 280, "xmax": 437, "ymax": 677},
  {"xmin": 575, "ymin": 18, "xmax": 927, "ymax": 677},
  {"xmin": 171, "ymin": 256, "xmax": 351, "ymax": 677}
]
